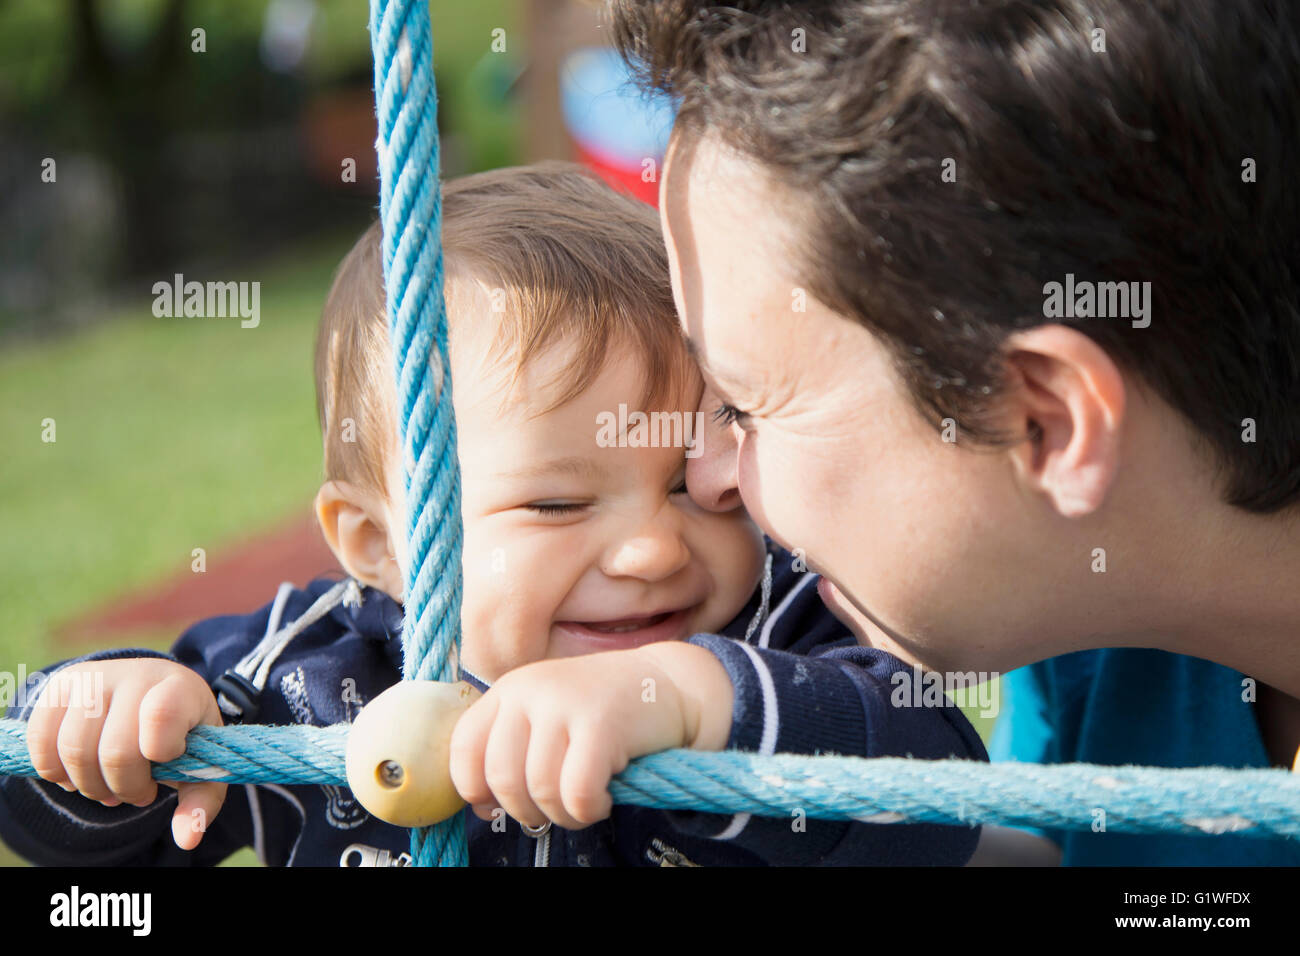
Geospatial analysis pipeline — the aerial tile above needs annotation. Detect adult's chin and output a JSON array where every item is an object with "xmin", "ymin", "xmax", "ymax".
[
  {"xmin": 816, "ymin": 576, "xmax": 934, "ymax": 668},
  {"xmin": 816, "ymin": 576, "xmax": 872, "ymax": 642}
]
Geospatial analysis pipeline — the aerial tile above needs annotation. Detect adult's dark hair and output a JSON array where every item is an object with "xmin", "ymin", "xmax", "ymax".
[{"xmin": 611, "ymin": 0, "xmax": 1300, "ymax": 511}]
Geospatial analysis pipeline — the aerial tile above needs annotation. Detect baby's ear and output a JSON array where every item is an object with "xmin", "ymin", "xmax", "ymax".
[{"xmin": 315, "ymin": 480, "xmax": 403, "ymax": 599}]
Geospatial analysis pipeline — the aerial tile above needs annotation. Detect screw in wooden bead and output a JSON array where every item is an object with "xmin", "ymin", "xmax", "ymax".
[{"xmin": 345, "ymin": 680, "xmax": 477, "ymax": 827}]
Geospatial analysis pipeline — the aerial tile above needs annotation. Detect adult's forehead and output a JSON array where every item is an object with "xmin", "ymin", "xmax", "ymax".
[
  {"xmin": 660, "ymin": 137, "xmax": 812, "ymax": 407},
  {"xmin": 663, "ymin": 131, "xmax": 800, "ymax": 267},
  {"xmin": 663, "ymin": 131, "xmax": 743, "ymax": 230}
]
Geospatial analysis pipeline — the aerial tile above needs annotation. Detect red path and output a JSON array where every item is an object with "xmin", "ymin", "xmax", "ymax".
[{"xmin": 56, "ymin": 513, "xmax": 343, "ymax": 647}]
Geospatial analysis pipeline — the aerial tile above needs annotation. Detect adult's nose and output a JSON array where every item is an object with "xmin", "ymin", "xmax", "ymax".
[{"xmin": 686, "ymin": 384, "xmax": 744, "ymax": 513}]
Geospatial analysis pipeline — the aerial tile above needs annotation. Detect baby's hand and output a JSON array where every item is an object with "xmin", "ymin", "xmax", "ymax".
[
  {"xmin": 26, "ymin": 658, "xmax": 227, "ymax": 851},
  {"xmin": 448, "ymin": 643, "xmax": 733, "ymax": 831}
]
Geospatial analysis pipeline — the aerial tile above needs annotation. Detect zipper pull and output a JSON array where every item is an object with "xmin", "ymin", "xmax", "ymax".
[
  {"xmin": 522, "ymin": 821, "xmax": 552, "ymax": 867},
  {"xmin": 340, "ymin": 843, "xmax": 413, "ymax": 867},
  {"xmin": 646, "ymin": 836, "xmax": 699, "ymax": 867}
]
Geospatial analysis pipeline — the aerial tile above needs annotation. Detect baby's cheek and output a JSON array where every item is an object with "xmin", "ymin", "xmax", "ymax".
[
  {"xmin": 459, "ymin": 540, "xmax": 512, "ymax": 678},
  {"xmin": 697, "ymin": 512, "xmax": 768, "ymax": 632},
  {"xmin": 460, "ymin": 550, "xmax": 554, "ymax": 682}
]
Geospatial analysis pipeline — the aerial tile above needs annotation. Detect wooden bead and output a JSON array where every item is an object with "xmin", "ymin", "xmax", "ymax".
[{"xmin": 345, "ymin": 680, "xmax": 476, "ymax": 827}]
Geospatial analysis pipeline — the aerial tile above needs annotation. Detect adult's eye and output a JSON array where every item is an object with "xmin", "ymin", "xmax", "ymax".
[{"xmin": 712, "ymin": 402, "xmax": 751, "ymax": 428}]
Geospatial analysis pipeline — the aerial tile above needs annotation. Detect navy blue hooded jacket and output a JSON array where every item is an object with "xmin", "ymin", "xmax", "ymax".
[{"xmin": 0, "ymin": 542, "xmax": 986, "ymax": 866}]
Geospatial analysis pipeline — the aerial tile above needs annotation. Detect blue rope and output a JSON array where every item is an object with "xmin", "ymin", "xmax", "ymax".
[
  {"xmin": 2, "ymin": 718, "xmax": 1296, "ymax": 839},
  {"xmin": 370, "ymin": 0, "xmax": 465, "ymax": 867}
]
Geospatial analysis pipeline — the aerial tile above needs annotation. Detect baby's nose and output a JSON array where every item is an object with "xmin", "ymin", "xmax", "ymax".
[{"xmin": 601, "ymin": 519, "xmax": 691, "ymax": 582}]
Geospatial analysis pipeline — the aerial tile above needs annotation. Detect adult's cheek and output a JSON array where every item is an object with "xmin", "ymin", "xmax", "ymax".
[{"xmin": 735, "ymin": 437, "xmax": 801, "ymax": 555}]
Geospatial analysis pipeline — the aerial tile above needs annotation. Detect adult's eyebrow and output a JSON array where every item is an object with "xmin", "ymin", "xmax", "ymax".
[
  {"xmin": 685, "ymin": 336, "xmax": 747, "ymax": 393},
  {"xmin": 498, "ymin": 455, "xmax": 607, "ymax": 483},
  {"xmin": 683, "ymin": 337, "xmax": 711, "ymax": 375}
]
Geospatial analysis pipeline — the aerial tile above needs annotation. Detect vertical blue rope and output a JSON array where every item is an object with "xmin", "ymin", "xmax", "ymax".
[{"xmin": 369, "ymin": 0, "xmax": 466, "ymax": 868}]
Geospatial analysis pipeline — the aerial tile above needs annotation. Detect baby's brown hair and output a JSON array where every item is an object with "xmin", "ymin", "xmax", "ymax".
[{"xmin": 314, "ymin": 161, "xmax": 694, "ymax": 501}]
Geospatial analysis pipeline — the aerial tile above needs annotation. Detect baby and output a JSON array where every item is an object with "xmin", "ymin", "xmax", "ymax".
[{"xmin": 0, "ymin": 163, "xmax": 986, "ymax": 866}]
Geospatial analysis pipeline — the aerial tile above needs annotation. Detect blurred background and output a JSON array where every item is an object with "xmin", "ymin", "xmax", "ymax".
[{"xmin": 0, "ymin": 0, "xmax": 992, "ymax": 866}]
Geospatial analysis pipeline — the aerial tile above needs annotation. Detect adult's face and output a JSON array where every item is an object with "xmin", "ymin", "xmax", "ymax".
[{"xmin": 661, "ymin": 132, "xmax": 1061, "ymax": 675}]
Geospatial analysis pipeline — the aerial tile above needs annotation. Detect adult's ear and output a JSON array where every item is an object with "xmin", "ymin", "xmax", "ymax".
[
  {"xmin": 999, "ymin": 325, "xmax": 1126, "ymax": 518},
  {"xmin": 314, "ymin": 479, "xmax": 403, "ymax": 599}
]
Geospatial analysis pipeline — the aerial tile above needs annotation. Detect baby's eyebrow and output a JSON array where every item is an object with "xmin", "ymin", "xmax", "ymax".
[{"xmin": 498, "ymin": 455, "xmax": 606, "ymax": 483}]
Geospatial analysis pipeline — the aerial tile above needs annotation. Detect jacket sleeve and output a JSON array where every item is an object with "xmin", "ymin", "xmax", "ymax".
[
  {"xmin": 650, "ymin": 550, "xmax": 987, "ymax": 864},
  {"xmin": 0, "ymin": 616, "xmax": 271, "ymax": 866},
  {"xmin": 660, "ymin": 637, "xmax": 987, "ymax": 865}
]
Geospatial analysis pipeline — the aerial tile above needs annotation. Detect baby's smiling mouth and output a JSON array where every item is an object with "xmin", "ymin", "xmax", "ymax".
[
  {"xmin": 578, "ymin": 611, "xmax": 675, "ymax": 634},
  {"xmin": 553, "ymin": 606, "xmax": 699, "ymax": 646}
]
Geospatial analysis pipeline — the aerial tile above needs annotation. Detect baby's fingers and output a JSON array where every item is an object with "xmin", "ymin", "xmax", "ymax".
[
  {"xmin": 170, "ymin": 782, "xmax": 228, "ymax": 851},
  {"xmin": 449, "ymin": 693, "xmax": 499, "ymax": 815},
  {"xmin": 56, "ymin": 705, "xmax": 115, "ymax": 804},
  {"xmin": 559, "ymin": 728, "xmax": 616, "ymax": 827},
  {"xmin": 97, "ymin": 687, "xmax": 159, "ymax": 807},
  {"xmin": 25, "ymin": 677, "xmax": 76, "ymax": 792},
  {"xmin": 484, "ymin": 712, "xmax": 545, "ymax": 828},
  {"xmin": 136, "ymin": 671, "xmax": 220, "ymax": 764},
  {"xmin": 525, "ymin": 724, "xmax": 586, "ymax": 831}
]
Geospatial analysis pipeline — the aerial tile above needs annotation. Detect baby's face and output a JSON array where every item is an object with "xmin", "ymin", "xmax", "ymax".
[{"xmin": 422, "ymin": 326, "xmax": 766, "ymax": 684}]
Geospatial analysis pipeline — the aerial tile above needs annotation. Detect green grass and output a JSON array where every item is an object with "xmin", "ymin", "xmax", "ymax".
[
  {"xmin": 0, "ymin": 231, "xmax": 355, "ymax": 665},
  {"xmin": 958, "ymin": 684, "xmax": 1001, "ymax": 749}
]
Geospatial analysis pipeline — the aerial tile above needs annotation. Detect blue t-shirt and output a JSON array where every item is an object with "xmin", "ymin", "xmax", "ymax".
[{"xmin": 990, "ymin": 647, "xmax": 1300, "ymax": 865}]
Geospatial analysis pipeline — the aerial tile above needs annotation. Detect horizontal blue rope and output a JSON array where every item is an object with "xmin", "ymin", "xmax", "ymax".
[{"xmin": 3, "ymin": 718, "xmax": 1296, "ymax": 839}]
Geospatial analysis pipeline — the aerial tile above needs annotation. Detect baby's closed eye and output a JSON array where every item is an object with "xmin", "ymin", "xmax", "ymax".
[{"xmin": 524, "ymin": 501, "xmax": 589, "ymax": 516}]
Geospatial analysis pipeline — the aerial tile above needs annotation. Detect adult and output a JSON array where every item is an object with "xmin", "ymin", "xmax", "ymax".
[{"xmin": 610, "ymin": 0, "xmax": 1300, "ymax": 864}]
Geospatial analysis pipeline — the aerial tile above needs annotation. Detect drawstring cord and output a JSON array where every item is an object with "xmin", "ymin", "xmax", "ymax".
[
  {"xmin": 741, "ymin": 552, "xmax": 774, "ymax": 644},
  {"xmin": 213, "ymin": 578, "xmax": 363, "ymax": 720}
]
